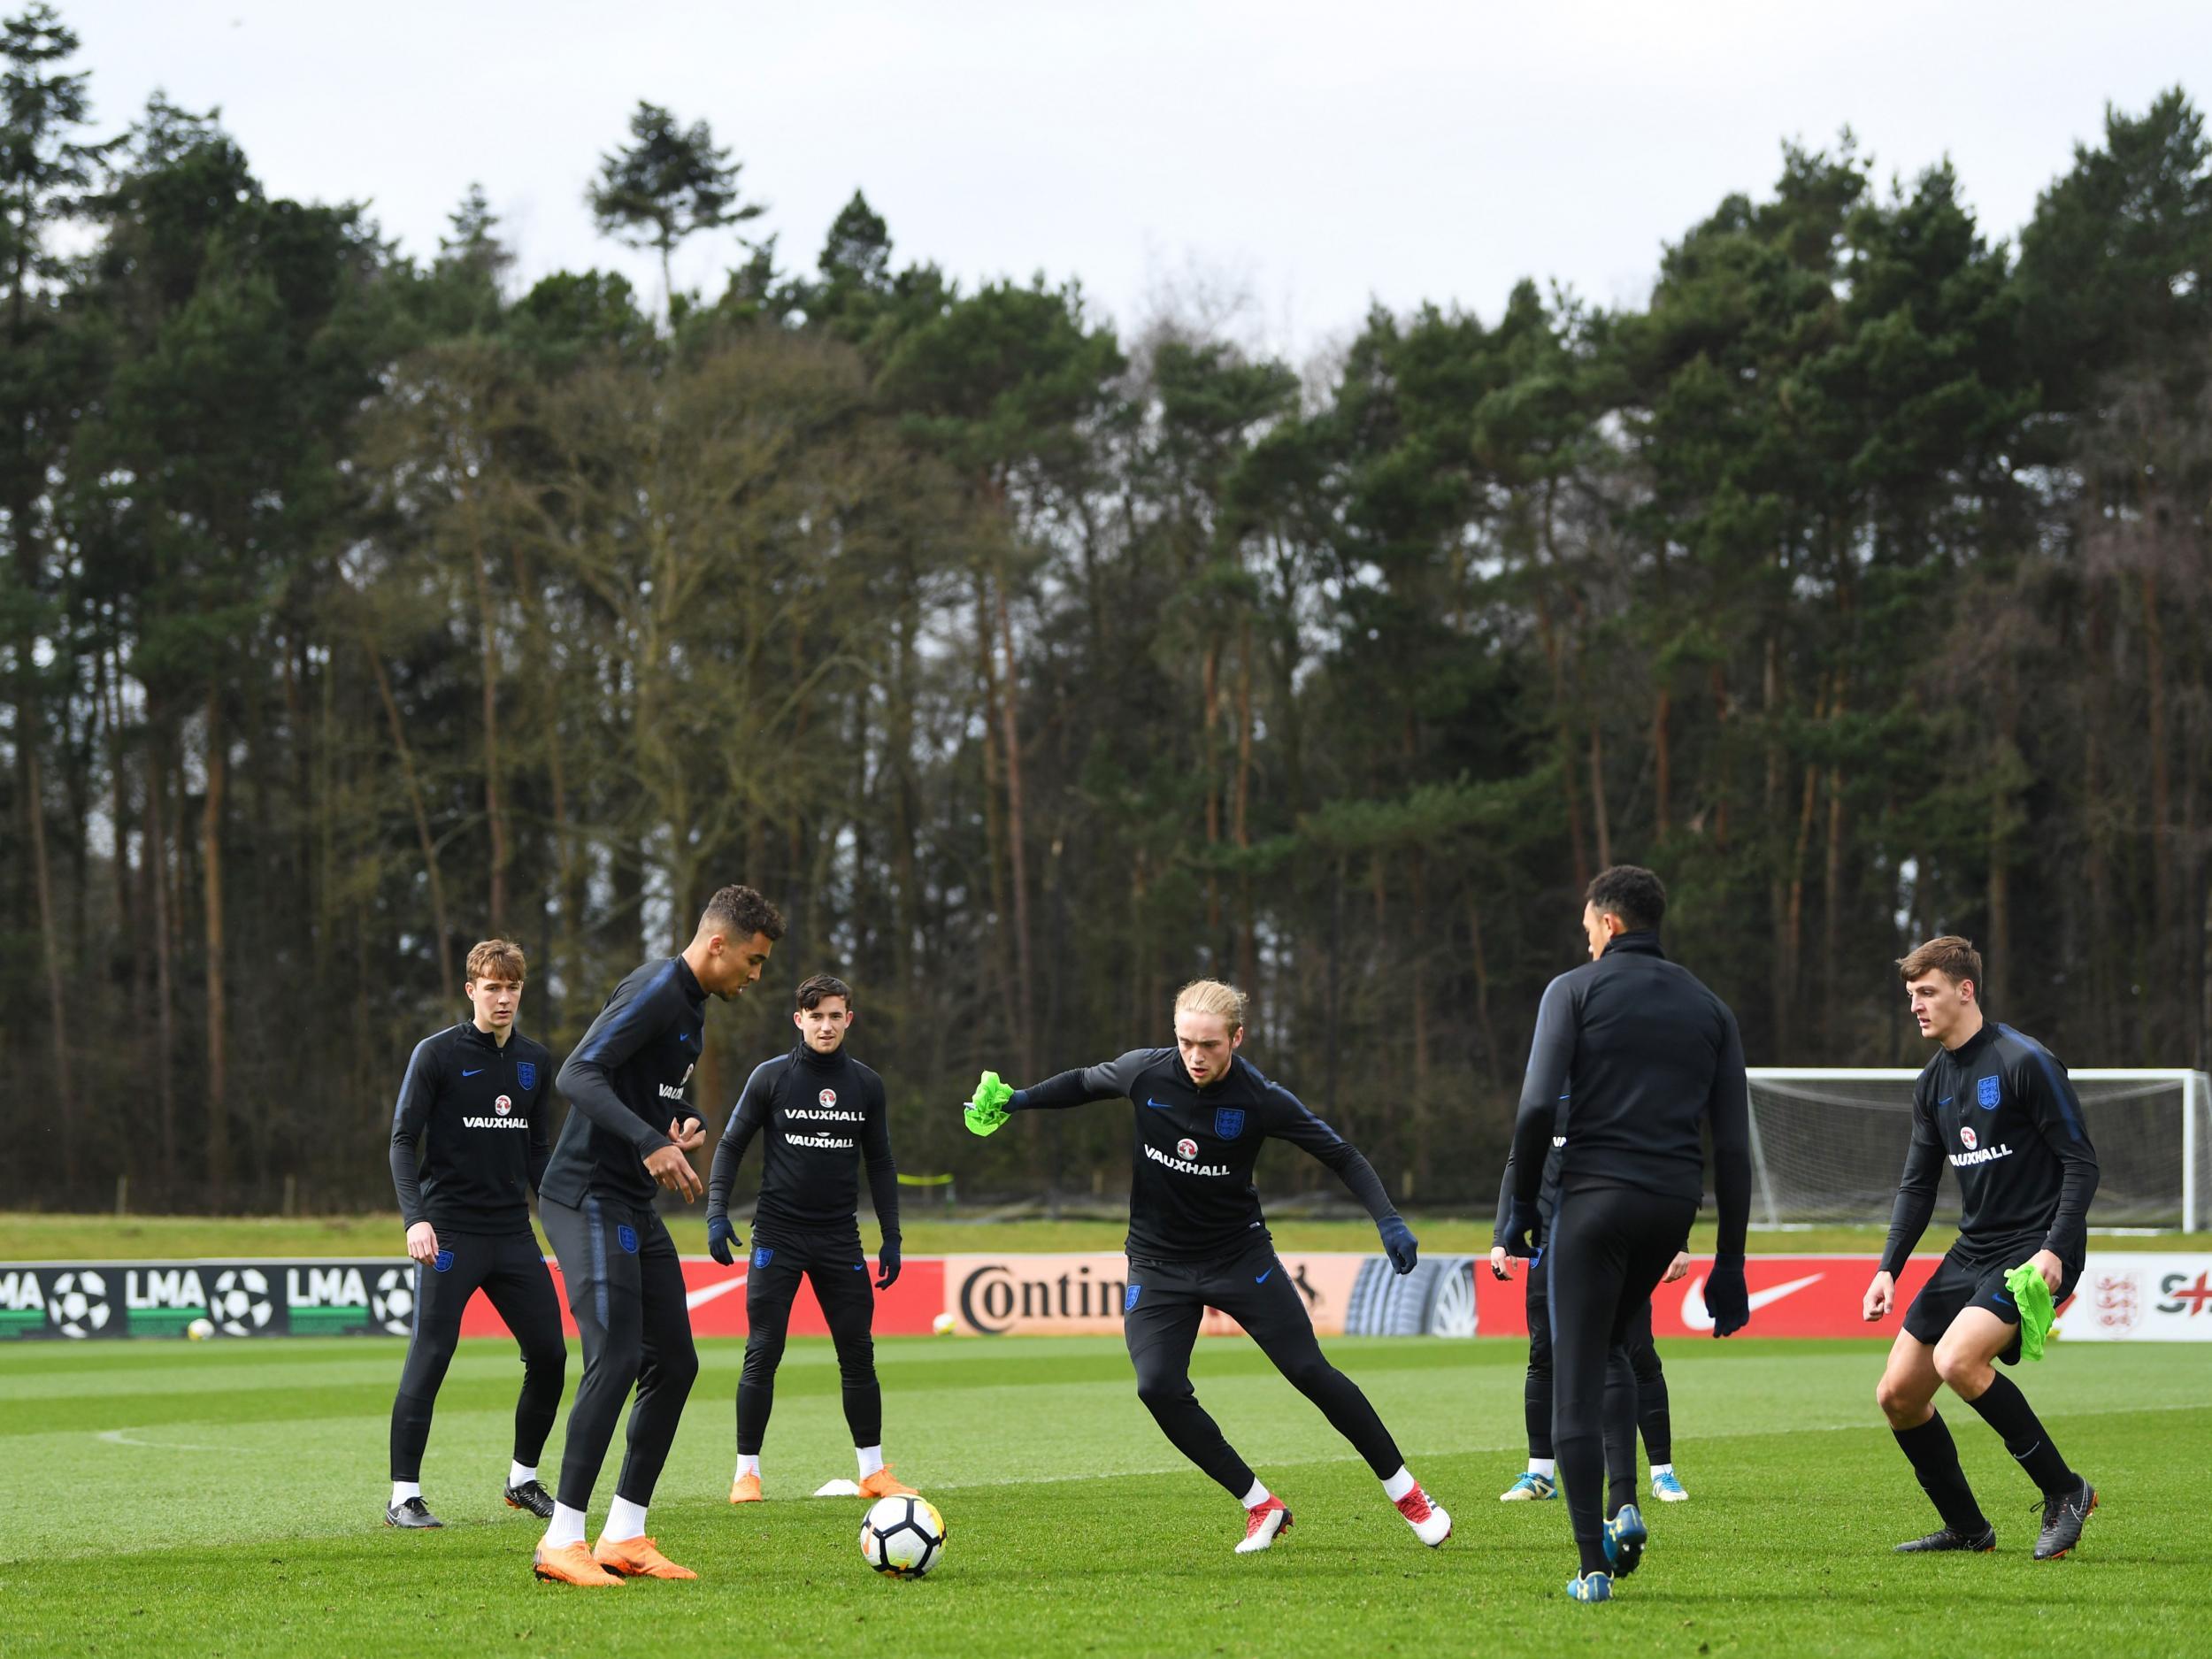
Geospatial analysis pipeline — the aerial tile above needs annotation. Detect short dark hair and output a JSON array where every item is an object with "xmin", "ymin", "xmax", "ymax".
[
  {"xmin": 700, "ymin": 885, "xmax": 785, "ymax": 943},
  {"xmin": 1586, "ymin": 864, "xmax": 1666, "ymax": 933},
  {"xmin": 795, "ymin": 972, "xmax": 853, "ymax": 1011},
  {"xmin": 1897, "ymin": 935, "xmax": 1981, "ymax": 992}
]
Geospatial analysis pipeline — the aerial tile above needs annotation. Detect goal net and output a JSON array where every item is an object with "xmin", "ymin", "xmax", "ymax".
[{"xmin": 1743, "ymin": 1069, "xmax": 2210, "ymax": 1231}]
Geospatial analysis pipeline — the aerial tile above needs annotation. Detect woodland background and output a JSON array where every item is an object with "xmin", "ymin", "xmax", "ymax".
[{"xmin": 2, "ymin": 7, "xmax": 2207, "ymax": 1210}]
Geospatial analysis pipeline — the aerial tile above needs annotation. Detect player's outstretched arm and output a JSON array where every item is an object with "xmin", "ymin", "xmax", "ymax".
[
  {"xmin": 964, "ymin": 1053, "xmax": 1152, "ymax": 1134},
  {"xmin": 1265, "ymin": 1085, "xmax": 1418, "ymax": 1273}
]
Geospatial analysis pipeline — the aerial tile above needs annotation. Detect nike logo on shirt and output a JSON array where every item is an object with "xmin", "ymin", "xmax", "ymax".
[
  {"xmin": 462, "ymin": 1068, "xmax": 486, "ymax": 1078},
  {"xmin": 1144, "ymin": 1098, "xmax": 1176, "ymax": 1110},
  {"xmin": 1255, "ymin": 1269, "xmax": 1272, "ymax": 1285}
]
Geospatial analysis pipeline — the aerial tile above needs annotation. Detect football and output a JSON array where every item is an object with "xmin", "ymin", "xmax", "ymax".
[
  {"xmin": 859, "ymin": 1494, "xmax": 945, "ymax": 1578},
  {"xmin": 186, "ymin": 1317, "xmax": 215, "ymax": 1341}
]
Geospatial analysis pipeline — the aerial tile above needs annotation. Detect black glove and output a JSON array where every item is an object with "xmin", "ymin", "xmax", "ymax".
[
  {"xmin": 706, "ymin": 1212, "xmax": 742, "ymax": 1267},
  {"xmin": 1378, "ymin": 1216, "xmax": 1419, "ymax": 1275},
  {"xmin": 1703, "ymin": 1253, "xmax": 1749, "ymax": 1337},
  {"xmin": 1500, "ymin": 1197, "xmax": 1540, "ymax": 1258},
  {"xmin": 875, "ymin": 1238, "xmax": 902, "ymax": 1290}
]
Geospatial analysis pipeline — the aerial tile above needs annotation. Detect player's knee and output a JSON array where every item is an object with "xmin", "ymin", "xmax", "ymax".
[
  {"xmin": 1279, "ymin": 1356, "xmax": 1338, "ymax": 1396},
  {"xmin": 589, "ymin": 1344, "xmax": 645, "ymax": 1394},
  {"xmin": 399, "ymin": 1348, "xmax": 456, "ymax": 1395},
  {"xmin": 521, "ymin": 1337, "xmax": 566, "ymax": 1382},
  {"xmin": 1875, "ymin": 1370, "xmax": 1925, "ymax": 1424},
  {"xmin": 660, "ymin": 1338, "xmax": 701, "ymax": 1392},
  {"xmin": 742, "ymin": 1329, "xmax": 787, "ymax": 1373},
  {"xmin": 1133, "ymin": 1370, "xmax": 1191, "ymax": 1410},
  {"xmin": 1931, "ymin": 1340, "xmax": 1986, "ymax": 1393},
  {"xmin": 833, "ymin": 1336, "xmax": 875, "ymax": 1381}
]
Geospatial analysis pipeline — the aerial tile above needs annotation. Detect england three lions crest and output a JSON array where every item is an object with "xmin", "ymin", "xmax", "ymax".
[
  {"xmin": 1214, "ymin": 1108, "xmax": 1245, "ymax": 1141},
  {"xmin": 516, "ymin": 1060, "xmax": 537, "ymax": 1091}
]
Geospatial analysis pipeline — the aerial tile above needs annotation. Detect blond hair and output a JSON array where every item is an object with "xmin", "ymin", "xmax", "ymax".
[
  {"xmin": 1173, "ymin": 979, "xmax": 1247, "ymax": 1033},
  {"xmin": 464, "ymin": 938, "xmax": 526, "ymax": 986}
]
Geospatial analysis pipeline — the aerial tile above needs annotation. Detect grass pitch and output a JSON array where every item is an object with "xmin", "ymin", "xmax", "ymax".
[{"xmin": 4, "ymin": 1330, "xmax": 2207, "ymax": 1658}]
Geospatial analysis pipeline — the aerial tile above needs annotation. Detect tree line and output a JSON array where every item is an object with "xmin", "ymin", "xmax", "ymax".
[{"xmin": 3, "ymin": 4, "xmax": 2207, "ymax": 1212}]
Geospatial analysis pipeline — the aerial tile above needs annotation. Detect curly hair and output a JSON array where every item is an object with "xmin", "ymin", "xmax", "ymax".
[{"xmin": 1585, "ymin": 864, "xmax": 1667, "ymax": 933}]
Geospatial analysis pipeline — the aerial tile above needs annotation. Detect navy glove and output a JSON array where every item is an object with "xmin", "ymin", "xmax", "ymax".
[
  {"xmin": 875, "ymin": 1238, "xmax": 902, "ymax": 1290},
  {"xmin": 1500, "ymin": 1197, "xmax": 1540, "ymax": 1259},
  {"xmin": 706, "ymin": 1212, "xmax": 742, "ymax": 1267},
  {"xmin": 1703, "ymin": 1253, "xmax": 1749, "ymax": 1337},
  {"xmin": 1379, "ymin": 1216, "xmax": 1419, "ymax": 1275}
]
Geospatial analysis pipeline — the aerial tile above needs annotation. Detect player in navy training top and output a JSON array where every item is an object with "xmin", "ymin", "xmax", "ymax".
[
  {"xmin": 1864, "ymin": 935, "xmax": 2101, "ymax": 1562},
  {"xmin": 384, "ymin": 939, "xmax": 564, "ymax": 1530},
  {"xmin": 707, "ymin": 973, "xmax": 910, "ymax": 1503},
  {"xmin": 981, "ymin": 979, "xmax": 1453, "ymax": 1556},
  {"xmin": 1500, "ymin": 865, "xmax": 1752, "ymax": 1603},
  {"xmin": 528, "ymin": 885, "xmax": 783, "ymax": 1588}
]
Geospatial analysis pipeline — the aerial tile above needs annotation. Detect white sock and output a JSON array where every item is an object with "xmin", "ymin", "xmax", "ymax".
[
  {"xmin": 544, "ymin": 1502, "xmax": 588, "ymax": 1550},
  {"xmin": 1529, "ymin": 1458, "xmax": 1556, "ymax": 1479},
  {"xmin": 603, "ymin": 1495, "xmax": 648, "ymax": 1541},
  {"xmin": 1240, "ymin": 1478, "xmax": 1270, "ymax": 1509},
  {"xmin": 1651, "ymin": 1463, "xmax": 1674, "ymax": 1478},
  {"xmin": 735, "ymin": 1453, "xmax": 760, "ymax": 1480},
  {"xmin": 856, "ymin": 1445, "xmax": 886, "ymax": 1479},
  {"xmin": 1382, "ymin": 1466, "xmax": 1417, "ymax": 1502},
  {"xmin": 509, "ymin": 1461, "xmax": 537, "ymax": 1488},
  {"xmin": 390, "ymin": 1480, "xmax": 421, "ymax": 1506}
]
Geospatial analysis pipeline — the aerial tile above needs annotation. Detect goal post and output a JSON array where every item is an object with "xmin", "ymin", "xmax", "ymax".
[{"xmin": 1742, "ymin": 1068, "xmax": 2212, "ymax": 1233}]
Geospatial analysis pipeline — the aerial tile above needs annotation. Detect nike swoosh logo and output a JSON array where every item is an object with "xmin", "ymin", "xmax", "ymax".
[
  {"xmin": 1678, "ymin": 1271, "xmax": 1824, "ymax": 1332},
  {"xmin": 1938, "ymin": 1096, "xmax": 1951, "ymax": 1106},
  {"xmin": 1144, "ymin": 1098, "xmax": 1176, "ymax": 1110},
  {"xmin": 683, "ymin": 1275, "xmax": 748, "ymax": 1311},
  {"xmin": 461, "ymin": 1068, "xmax": 485, "ymax": 1078},
  {"xmin": 1255, "ymin": 1270, "xmax": 1272, "ymax": 1285}
]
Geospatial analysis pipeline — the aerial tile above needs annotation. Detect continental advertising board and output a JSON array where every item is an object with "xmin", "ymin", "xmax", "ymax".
[
  {"xmin": 4, "ymin": 1251, "xmax": 2208, "ymax": 1341},
  {"xmin": 0, "ymin": 1252, "xmax": 1471, "ymax": 1341}
]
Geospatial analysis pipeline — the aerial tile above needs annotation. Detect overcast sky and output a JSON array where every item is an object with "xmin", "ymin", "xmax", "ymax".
[{"xmin": 55, "ymin": 0, "xmax": 2212, "ymax": 359}]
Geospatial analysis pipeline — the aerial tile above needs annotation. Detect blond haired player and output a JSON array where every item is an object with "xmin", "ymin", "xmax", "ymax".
[{"xmin": 964, "ymin": 979, "xmax": 1451, "ymax": 1555}]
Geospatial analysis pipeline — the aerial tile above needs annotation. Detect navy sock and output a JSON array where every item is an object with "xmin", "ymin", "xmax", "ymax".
[
  {"xmin": 1965, "ymin": 1372, "xmax": 2076, "ymax": 1497},
  {"xmin": 1893, "ymin": 1411, "xmax": 1989, "ymax": 1536}
]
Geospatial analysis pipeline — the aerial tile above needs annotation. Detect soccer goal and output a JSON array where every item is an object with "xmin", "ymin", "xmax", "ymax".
[{"xmin": 1743, "ymin": 1068, "xmax": 2211, "ymax": 1232}]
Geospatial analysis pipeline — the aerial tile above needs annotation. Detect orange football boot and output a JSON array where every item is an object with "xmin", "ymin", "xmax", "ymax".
[
  {"xmin": 856, "ymin": 1465, "xmax": 918, "ymax": 1500},
  {"xmin": 532, "ymin": 1540, "xmax": 624, "ymax": 1586},
  {"xmin": 594, "ymin": 1534, "xmax": 697, "ymax": 1579},
  {"xmin": 729, "ymin": 1471, "xmax": 764, "ymax": 1504}
]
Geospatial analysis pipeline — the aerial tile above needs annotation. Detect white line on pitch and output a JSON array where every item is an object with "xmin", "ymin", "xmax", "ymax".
[{"xmin": 94, "ymin": 1427, "xmax": 260, "ymax": 1453}]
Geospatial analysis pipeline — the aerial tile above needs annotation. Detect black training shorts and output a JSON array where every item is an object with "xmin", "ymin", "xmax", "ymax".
[{"xmin": 1903, "ymin": 1241, "xmax": 2079, "ymax": 1365}]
